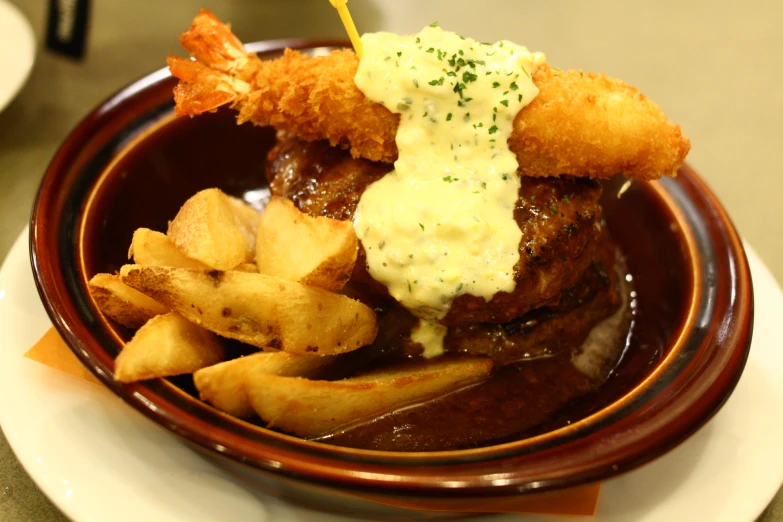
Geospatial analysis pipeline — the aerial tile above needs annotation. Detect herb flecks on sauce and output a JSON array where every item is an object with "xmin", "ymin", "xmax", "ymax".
[{"xmin": 353, "ymin": 26, "xmax": 545, "ymax": 354}]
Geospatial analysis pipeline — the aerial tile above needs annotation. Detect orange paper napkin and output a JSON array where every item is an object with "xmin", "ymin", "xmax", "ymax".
[{"xmin": 24, "ymin": 327, "xmax": 601, "ymax": 516}]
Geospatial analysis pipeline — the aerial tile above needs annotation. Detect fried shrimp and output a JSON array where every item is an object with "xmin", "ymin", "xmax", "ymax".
[{"xmin": 168, "ymin": 9, "xmax": 689, "ymax": 180}]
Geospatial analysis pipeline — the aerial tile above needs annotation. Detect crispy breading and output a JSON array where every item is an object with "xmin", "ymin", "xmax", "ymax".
[{"xmin": 169, "ymin": 9, "xmax": 689, "ymax": 180}]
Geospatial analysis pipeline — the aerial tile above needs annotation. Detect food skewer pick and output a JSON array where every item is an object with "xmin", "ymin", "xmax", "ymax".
[{"xmin": 328, "ymin": 0, "xmax": 363, "ymax": 58}]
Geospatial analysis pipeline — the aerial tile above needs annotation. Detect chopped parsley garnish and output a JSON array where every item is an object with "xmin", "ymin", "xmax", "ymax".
[
  {"xmin": 413, "ymin": 79, "xmax": 419, "ymax": 88},
  {"xmin": 426, "ymin": 47, "xmax": 435, "ymax": 53},
  {"xmin": 397, "ymin": 51, "xmax": 402, "ymax": 57},
  {"xmin": 430, "ymin": 21, "xmax": 440, "ymax": 27},
  {"xmin": 462, "ymin": 71, "xmax": 478, "ymax": 83},
  {"xmin": 510, "ymin": 82, "xmax": 519, "ymax": 90},
  {"xmin": 419, "ymin": 223, "xmax": 425, "ymax": 230},
  {"xmin": 443, "ymin": 176, "xmax": 459, "ymax": 183},
  {"xmin": 499, "ymin": 100, "xmax": 509, "ymax": 107},
  {"xmin": 429, "ymin": 77, "xmax": 445, "ymax": 86},
  {"xmin": 446, "ymin": 113, "xmax": 452, "ymax": 121},
  {"xmin": 492, "ymin": 81, "xmax": 500, "ymax": 88},
  {"xmin": 488, "ymin": 125, "xmax": 498, "ymax": 134}
]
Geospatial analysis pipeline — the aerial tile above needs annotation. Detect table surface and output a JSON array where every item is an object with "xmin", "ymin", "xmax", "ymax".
[{"xmin": 1, "ymin": 0, "xmax": 781, "ymax": 520}]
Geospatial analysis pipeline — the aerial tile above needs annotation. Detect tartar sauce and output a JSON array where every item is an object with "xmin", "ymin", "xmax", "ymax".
[{"xmin": 353, "ymin": 24, "xmax": 545, "ymax": 356}]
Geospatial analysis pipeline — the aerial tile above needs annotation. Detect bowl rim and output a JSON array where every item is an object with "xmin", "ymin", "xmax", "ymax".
[{"xmin": 29, "ymin": 39, "xmax": 754, "ymax": 498}]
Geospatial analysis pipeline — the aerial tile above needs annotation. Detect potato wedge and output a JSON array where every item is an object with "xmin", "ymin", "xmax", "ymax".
[
  {"xmin": 246, "ymin": 357, "xmax": 493, "ymax": 437},
  {"xmin": 193, "ymin": 352, "xmax": 336, "ymax": 418},
  {"xmin": 120, "ymin": 265, "xmax": 377, "ymax": 354},
  {"xmin": 129, "ymin": 228, "xmax": 208, "ymax": 269},
  {"xmin": 256, "ymin": 196, "xmax": 357, "ymax": 291},
  {"xmin": 233, "ymin": 262, "xmax": 258, "ymax": 273},
  {"xmin": 88, "ymin": 273, "xmax": 168, "ymax": 328},
  {"xmin": 167, "ymin": 188, "xmax": 261, "ymax": 270},
  {"xmin": 115, "ymin": 312, "xmax": 225, "ymax": 382}
]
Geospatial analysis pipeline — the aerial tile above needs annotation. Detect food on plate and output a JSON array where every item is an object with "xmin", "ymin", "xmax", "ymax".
[
  {"xmin": 119, "ymin": 264, "xmax": 377, "ymax": 354},
  {"xmin": 232, "ymin": 262, "xmax": 259, "ymax": 273},
  {"xmin": 246, "ymin": 356, "xmax": 493, "ymax": 438},
  {"xmin": 115, "ymin": 312, "xmax": 225, "ymax": 382},
  {"xmin": 255, "ymin": 196, "xmax": 358, "ymax": 291},
  {"xmin": 87, "ymin": 273, "xmax": 168, "ymax": 328},
  {"xmin": 167, "ymin": 188, "xmax": 262, "ymax": 270},
  {"xmin": 84, "ymin": 7, "xmax": 691, "ymax": 450},
  {"xmin": 194, "ymin": 351, "xmax": 337, "ymax": 418},
  {"xmin": 168, "ymin": 9, "xmax": 689, "ymax": 180},
  {"xmin": 129, "ymin": 228, "xmax": 209, "ymax": 269}
]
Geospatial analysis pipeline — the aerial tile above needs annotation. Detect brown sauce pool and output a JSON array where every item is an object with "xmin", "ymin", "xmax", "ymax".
[{"xmin": 82, "ymin": 109, "xmax": 690, "ymax": 452}]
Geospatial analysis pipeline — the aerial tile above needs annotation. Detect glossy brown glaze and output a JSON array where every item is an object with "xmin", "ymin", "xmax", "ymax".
[{"xmin": 30, "ymin": 41, "xmax": 753, "ymax": 517}]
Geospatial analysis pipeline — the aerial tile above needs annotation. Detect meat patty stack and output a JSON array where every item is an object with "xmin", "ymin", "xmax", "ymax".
[{"xmin": 266, "ymin": 134, "xmax": 619, "ymax": 364}]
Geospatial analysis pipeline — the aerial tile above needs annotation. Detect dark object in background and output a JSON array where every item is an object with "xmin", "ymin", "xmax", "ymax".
[{"xmin": 46, "ymin": 0, "xmax": 90, "ymax": 59}]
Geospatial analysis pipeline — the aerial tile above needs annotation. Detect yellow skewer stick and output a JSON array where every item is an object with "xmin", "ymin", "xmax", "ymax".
[{"xmin": 329, "ymin": 0, "xmax": 363, "ymax": 58}]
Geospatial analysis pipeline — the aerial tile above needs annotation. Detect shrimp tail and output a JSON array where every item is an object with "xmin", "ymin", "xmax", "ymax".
[
  {"xmin": 178, "ymin": 8, "xmax": 250, "ymax": 74},
  {"xmin": 167, "ymin": 56, "xmax": 249, "ymax": 116},
  {"xmin": 167, "ymin": 9, "xmax": 260, "ymax": 116}
]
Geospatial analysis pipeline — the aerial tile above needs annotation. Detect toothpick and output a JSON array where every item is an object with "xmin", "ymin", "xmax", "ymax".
[{"xmin": 329, "ymin": 0, "xmax": 363, "ymax": 58}]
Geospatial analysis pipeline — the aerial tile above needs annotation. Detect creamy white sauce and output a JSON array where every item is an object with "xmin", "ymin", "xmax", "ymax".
[{"xmin": 353, "ymin": 25, "xmax": 544, "ymax": 355}]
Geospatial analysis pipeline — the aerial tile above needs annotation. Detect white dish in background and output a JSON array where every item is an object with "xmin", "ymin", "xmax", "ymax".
[
  {"xmin": 0, "ymin": 0, "xmax": 35, "ymax": 112},
  {"xmin": 0, "ymin": 227, "xmax": 782, "ymax": 522}
]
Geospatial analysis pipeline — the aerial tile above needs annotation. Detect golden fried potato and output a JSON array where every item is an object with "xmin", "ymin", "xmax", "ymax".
[
  {"xmin": 193, "ymin": 352, "xmax": 336, "ymax": 418},
  {"xmin": 246, "ymin": 356, "xmax": 493, "ymax": 437},
  {"xmin": 129, "ymin": 228, "xmax": 208, "ymax": 269},
  {"xmin": 256, "ymin": 196, "xmax": 357, "ymax": 291},
  {"xmin": 120, "ymin": 265, "xmax": 377, "ymax": 354},
  {"xmin": 232, "ymin": 262, "xmax": 258, "ymax": 273},
  {"xmin": 88, "ymin": 273, "xmax": 168, "ymax": 328},
  {"xmin": 167, "ymin": 188, "xmax": 261, "ymax": 270},
  {"xmin": 115, "ymin": 312, "xmax": 225, "ymax": 382}
]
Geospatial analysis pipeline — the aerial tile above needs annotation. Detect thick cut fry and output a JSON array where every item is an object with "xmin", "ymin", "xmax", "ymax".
[
  {"xmin": 233, "ymin": 262, "xmax": 259, "ymax": 273},
  {"xmin": 246, "ymin": 356, "xmax": 493, "ymax": 437},
  {"xmin": 193, "ymin": 352, "xmax": 336, "ymax": 418},
  {"xmin": 119, "ymin": 265, "xmax": 378, "ymax": 354},
  {"xmin": 167, "ymin": 188, "xmax": 261, "ymax": 270},
  {"xmin": 115, "ymin": 312, "xmax": 225, "ymax": 382},
  {"xmin": 88, "ymin": 273, "xmax": 169, "ymax": 328},
  {"xmin": 256, "ymin": 196, "xmax": 357, "ymax": 291},
  {"xmin": 129, "ymin": 228, "xmax": 208, "ymax": 269}
]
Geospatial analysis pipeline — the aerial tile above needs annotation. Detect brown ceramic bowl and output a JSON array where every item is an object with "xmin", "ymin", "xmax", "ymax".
[{"xmin": 30, "ymin": 40, "xmax": 753, "ymax": 518}]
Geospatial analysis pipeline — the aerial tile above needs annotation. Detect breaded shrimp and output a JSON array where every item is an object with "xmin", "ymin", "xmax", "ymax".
[{"xmin": 168, "ymin": 9, "xmax": 689, "ymax": 180}]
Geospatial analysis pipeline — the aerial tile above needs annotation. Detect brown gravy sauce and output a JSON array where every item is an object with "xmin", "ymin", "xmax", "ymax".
[{"xmin": 312, "ymin": 263, "xmax": 633, "ymax": 451}]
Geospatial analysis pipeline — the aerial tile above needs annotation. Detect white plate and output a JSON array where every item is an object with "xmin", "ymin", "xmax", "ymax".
[
  {"xmin": 0, "ymin": 0, "xmax": 35, "ymax": 112},
  {"xmin": 1, "ymin": 227, "xmax": 782, "ymax": 522}
]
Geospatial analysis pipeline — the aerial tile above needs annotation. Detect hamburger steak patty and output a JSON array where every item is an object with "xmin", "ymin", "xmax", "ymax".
[
  {"xmin": 267, "ymin": 134, "xmax": 608, "ymax": 325},
  {"xmin": 368, "ymin": 229, "xmax": 621, "ymax": 364}
]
